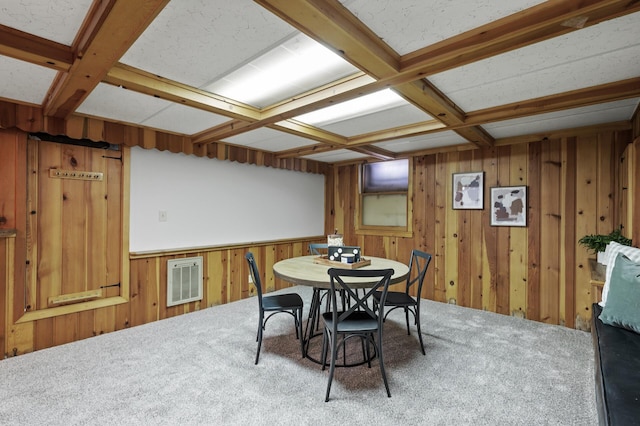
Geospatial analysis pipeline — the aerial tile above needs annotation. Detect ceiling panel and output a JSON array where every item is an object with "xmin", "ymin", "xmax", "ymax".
[
  {"xmin": 302, "ymin": 149, "xmax": 369, "ymax": 163},
  {"xmin": 429, "ymin": 11, "xmax": 640, "ymax": 112},
  {"xmin": 203, "ymin": 33, "xmax": 359, "ymax": 108},
  {"xmin": 0, "ymin": 0, "xmax": 92, "ymax": 45},
  {"xmin": 141, "ymin": 103, "xmax": 230, "ymax": 135},
  {"xmin": 0, "ymin": 56, "xmax": 57, "ymax": 105},
  {"xmin": 223, "ymin": 127, "xmax": 320, "ymax": 152},
  {"xmin": 120, "ymin": 0, "xmax": 296, "ymax": 89},
  {"xmin": 340, "ymin": 0, "xmax": 544, "ymax": 55},
  {"xmin": 77, "ymin": 83, "xmax": 173, "ymax": 124},
  {"xmin": 483, "ymin": 98, "xmax": 640, "ymax": 139},
  {"xmin": 318, "ymin": 104, "xmax": 433, "ymax": 137}
]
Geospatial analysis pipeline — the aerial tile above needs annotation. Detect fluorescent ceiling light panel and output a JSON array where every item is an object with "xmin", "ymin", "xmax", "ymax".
[
  {"xmin": 204, "ymin": 33, "xmax": 359, "ymax": 108},
  {"xmin": 293, "ymin": 89, "xmax": 407, "ymax": 126}
]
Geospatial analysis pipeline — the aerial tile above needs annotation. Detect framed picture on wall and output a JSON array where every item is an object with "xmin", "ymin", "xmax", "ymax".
[
  {"xmin": 490, "ymin": 185, "xmax": 527, "ymax": 227},
  {"xmin": 452, "ymin": 172, "xmax": 484, "ymax": 210}
]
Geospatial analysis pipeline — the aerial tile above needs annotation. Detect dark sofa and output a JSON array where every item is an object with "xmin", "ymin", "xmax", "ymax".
[{"xmin": 591, "ymin": 303, "xmax": 640, "ymax": 425}]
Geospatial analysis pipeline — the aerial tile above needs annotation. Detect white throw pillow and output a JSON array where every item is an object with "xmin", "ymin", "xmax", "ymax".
[{"xmin": 601, "ymin": 242, "xmax": 640, "ymax": 306}]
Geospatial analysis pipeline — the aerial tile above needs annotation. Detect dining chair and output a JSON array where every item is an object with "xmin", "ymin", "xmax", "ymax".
[
  {"xmin": 373, "ymin": 249, "xmax": 432, "ymax": 355},
  {"xmin": 309, "ymin": 243, "xmax": 328, "ymax": 255},
  {"xmin": 321, "ymin": 267, "xmax": 394, "ymax": 402},
  {"xmin": 245, "ymin": 252, "xmax": 304, "ymax": 365}
]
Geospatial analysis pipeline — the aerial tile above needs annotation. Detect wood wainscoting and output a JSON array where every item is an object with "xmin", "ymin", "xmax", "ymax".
[
  {"xmin": 330, "ymin": 127, "xmax": 633, "ymax": 331},
  {"xmin": 2, "ymin": 103, "xmax": 639, "ymax": 357}
]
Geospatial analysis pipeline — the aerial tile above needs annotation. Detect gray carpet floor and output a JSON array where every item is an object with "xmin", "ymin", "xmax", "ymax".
[{"xmin": 0, "ymin": 286, "xmax": 597, "ymax": 425}]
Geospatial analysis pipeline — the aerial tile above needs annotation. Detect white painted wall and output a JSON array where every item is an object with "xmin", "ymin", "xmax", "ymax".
[{"xmin": 129, "ymin": 147, "xmax": 325, "ymax": 252}]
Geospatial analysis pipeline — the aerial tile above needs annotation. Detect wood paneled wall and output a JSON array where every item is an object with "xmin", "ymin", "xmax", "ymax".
[
  {"xmin": 331, "ymin": 131, "xmax": 632, "ymax": 330},
  {"xmin": 1, "ymin": 99, "xmax": 638, "ymax": 357}
]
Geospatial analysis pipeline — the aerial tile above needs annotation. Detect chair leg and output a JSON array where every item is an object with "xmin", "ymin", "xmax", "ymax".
[
  {"xmin": 255, "ymin": 311, "xmax": 264, "ymax": 365},
  {"xmin": 321, "ymin": 329, "xmax": 328, "ymax": 371},
  {"xmin": 376, "ymin": 328, "xmax": 391, "ymax": 398},
  {"xmin": 416, "ymin": 305, "xmax": 426, "ymax": 355},
  {"xmin": 404, "ymin": 306, "xmax": 411, "ymax": 335},
  {"xmin": 297, "ymin": 307, "xmax": 305, "ymax": 358},
  {"xmin": 325, "ymin": 333, "xmax": 338, "ymax": 402}
]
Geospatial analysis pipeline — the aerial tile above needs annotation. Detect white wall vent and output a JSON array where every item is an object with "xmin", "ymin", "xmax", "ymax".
[{"xmin": 167, "ymin": 256, "xmax": 203, "ymax": 307}]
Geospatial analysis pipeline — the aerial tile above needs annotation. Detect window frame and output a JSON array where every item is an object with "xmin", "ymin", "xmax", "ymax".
[{"xmin": 355, "ymin": 159, "xmax": 413, "ymax": 237}]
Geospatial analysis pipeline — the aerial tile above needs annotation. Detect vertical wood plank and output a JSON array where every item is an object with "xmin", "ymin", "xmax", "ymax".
[
  {"xmin": 562, "ymin": 137, "xmax": 577, "ymax": 328},
  {"xmin": 433, "ymin": 152, "xmax": 447, "ymax": 303},
  {"xmin": 574, "ymin": 134, "xmax": 598, "ymax": 330},
  {"xmin": 444, "ymin": 152, "xmax": 459, "ymax": 304},
  {"xmin": 527, "ymin": 142, "xmax": 542, "ymax": 322},
  {"xmin": 495, "ymin": 145, "xmax": 511, "ymax": 315},
  {"xmin": 482, "ymin": 146, "xmax": 498, "ymax": 312},
  {"xmin": 509, "ymin": 143, "xmax": 528, "ymax": 318},
  {"xmin": 539, "ymin": 139, "xmax": 561, "ymax": 324}
]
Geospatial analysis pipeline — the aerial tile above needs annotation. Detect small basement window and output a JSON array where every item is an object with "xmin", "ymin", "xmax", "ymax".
[{"xmin": 356, "ymin": 159, "xmax": 412, "ymax": 237}]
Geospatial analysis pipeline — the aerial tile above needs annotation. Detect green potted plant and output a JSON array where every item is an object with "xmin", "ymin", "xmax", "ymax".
[{"xmin": 578, "ymin": 225, "xmax": 632, "ymax": 263}]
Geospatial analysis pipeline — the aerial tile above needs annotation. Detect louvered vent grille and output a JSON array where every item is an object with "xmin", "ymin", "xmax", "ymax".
[{"xmin": 167, "ymin": 257, "xmax": 203, "ymax": 307}]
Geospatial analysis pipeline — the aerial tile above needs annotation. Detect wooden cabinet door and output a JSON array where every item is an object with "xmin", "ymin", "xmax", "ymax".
[{"xmin": 27, "ymin": 139, "xmax": 124, "ymax": 311}]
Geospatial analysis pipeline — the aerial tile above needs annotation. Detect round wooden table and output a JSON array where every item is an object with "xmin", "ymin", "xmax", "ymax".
[
  {"xmin": 273, "ymin": 255, "xmax": 409, "ymax": 289},
  {"xmin": 273, "ymin": 255, "xmax": 409, "ymax": 365}
]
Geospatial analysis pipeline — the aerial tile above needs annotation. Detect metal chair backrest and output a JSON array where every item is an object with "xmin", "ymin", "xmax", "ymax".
[
  {"xmin": 406, "ymin": 249, "xmax": 432, "ymax": 297},
  {"xmin": 327, "ymin": 268, "xmax": 394, "ymax": 323},
  {"xmin": 309, "ymin": 243, "xmax": 328, "ymax": 255},
  {"xmin": 245, "ymin": 252, "xmax": 264, "ymax": 307}
]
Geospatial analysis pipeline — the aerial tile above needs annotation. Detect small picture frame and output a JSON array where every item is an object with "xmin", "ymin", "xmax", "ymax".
[
  {"xmin": 452, "ymin": 172, "xmax": 484, "ymax": 210},
  {"xmin": 490, "ymin": 186, "xmax": 527, "ymax": 227}
]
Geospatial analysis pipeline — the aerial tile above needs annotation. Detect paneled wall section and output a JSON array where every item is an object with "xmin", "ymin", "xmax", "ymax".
[
  {"xmin": 1, "ymin": 99, "xmax": 637, "ymax": 356},
  {"xmin": 330, "ymin": 132, "xmax": 631, "ymax": 330}
]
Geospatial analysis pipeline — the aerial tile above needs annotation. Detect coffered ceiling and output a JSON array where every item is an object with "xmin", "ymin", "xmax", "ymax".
[{"xmin": 1, "ymin": 0, "xmax": 639, "ymax": 163}]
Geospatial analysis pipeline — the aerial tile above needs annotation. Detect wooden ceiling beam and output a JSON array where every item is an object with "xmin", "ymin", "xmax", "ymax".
[
  {"xmin": 105, "ymin": 63, "xmax": 261, "ymax": 121},
  {"xmin": 276, "ymin": 143, "xmax": 341, "ymax": 159},
  {"xmin": 394, "ymin": 80, "xmax": 495, "ymax": 147},
  {"xmin": 254, "ymin": 0, "xmax": 494, "ymax": 146},
  {"xmin": 270, "ymin": 121, "xmax": 348, "ymax": 145},
  {"xmin": 256, "ymin": 0, "xmax": 400, "ymax": 77},
  {"xmin": 399, "ymin": 0, "xmax": 640, "ymax": 83},
  {"xmin": 347, "ymin": 145, "xmax": 398, "ymax": 161},
  {"xmin": 43, "ymin": 0, "xmax": 170, "ymax": 118},
  {"xmin": 254, "ymin": 0, "xmax": 640, "ymax": 142},
  {"xmin": 466, "ymin": 77, "xmax": 640, "ymax": 126},
  {"xmin": 0, "ymin": 24, "xmax": 72, "ymax": 72},
  {"xmin": 348, "ymin": 120, "xmax": 446, "ymax": 145}
]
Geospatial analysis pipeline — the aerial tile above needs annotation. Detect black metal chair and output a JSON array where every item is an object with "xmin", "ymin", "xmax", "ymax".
[
  {"xmin": 245, "ymin": 252, "xmax": 304, "ymax": 365},
  {"xmin": 321, "ymin": 267, "xmax": 394, "ymax": 402},
  {"xmin": 309, "ymin": 243, "xmax": 328, "ymax": 256},
  {"xmin": 374, "ymin": 249, "xmax": 431, "ymax": 355}
]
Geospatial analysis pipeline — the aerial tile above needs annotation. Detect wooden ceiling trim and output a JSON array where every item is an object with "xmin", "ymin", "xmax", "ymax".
[
  {"xmin": 72, "ymin": 0, "xmax": 117, "ymax": 58},
  {"xmin": 399, "ymin": 0, "xmax": 640, "ymax": 80},
  {"xmin": 192, "ymin": 119, "xmax": 253, "ymax": 145},
  {"xmin": 200, "ymin": 72, "xmax": 372, "ymax": 143},
  {"xmin": 256, "ymin": 0, "xmax": 400, "ymax": 77},
  {"xmin": 105, "ymin": 63, "xmax": 261, "ymax": 121},
  {"xmin": 347, "ymin": 145, "xmax": 398, "ymax": 161},
  {"xmin": 43, "ymin": 0, "xmax": 171, "ymax": 118},
  {"xmin": 255, "ymin": 0, "xmax": 496, "ymax": 147},
  {"xmin": 276, "ymin": 143, "xmax": 343, "ymax": 159},
  {"xmin": 493, "ymin": 121, "xmax": 632, "ymax": 146},
  {"xmin": 466, "ymin": 78, "xmax": 640, "ymax": 126},
  {"xmin": 0, "ymin": 24, "xmax": 72, "ymax": 72},
  {"xmin": 347, "ymin": 120, "xmax": 447, "ymax": 146},
  {"xmin": 260, "ymin": 72, "xmax": 373, "ymax": 121},
  {"xmin": 270, "ymin": 120, "xmax": 348, "ymax": 145}
]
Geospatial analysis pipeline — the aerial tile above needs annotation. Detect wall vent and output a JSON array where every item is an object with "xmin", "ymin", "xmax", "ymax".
[{"xmin": 167, "ymin": 256, "xmax": 203, "ymax": 307}]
